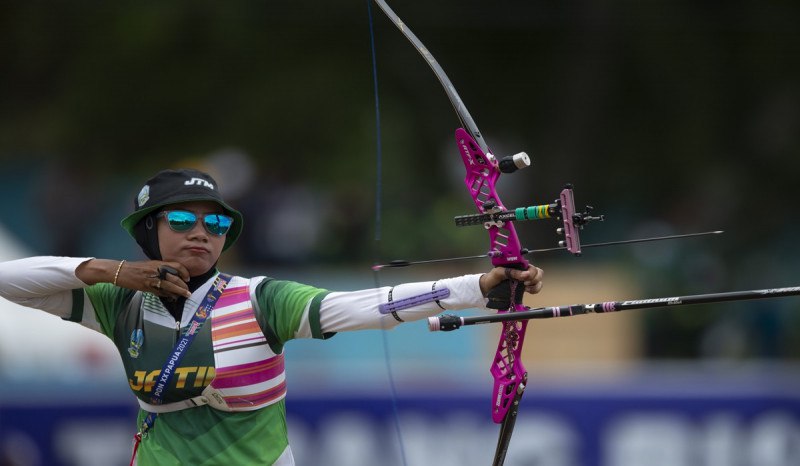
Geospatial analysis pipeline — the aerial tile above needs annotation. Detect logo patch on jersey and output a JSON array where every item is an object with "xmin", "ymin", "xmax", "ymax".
[{"xmin": 128, "ymin": 329, "xmax": 144, "ymax": 358}]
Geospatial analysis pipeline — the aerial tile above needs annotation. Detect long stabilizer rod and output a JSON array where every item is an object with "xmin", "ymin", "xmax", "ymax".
[{"xmin": 429, "ymin": 285, "xmax": 800, "ymax": 331}]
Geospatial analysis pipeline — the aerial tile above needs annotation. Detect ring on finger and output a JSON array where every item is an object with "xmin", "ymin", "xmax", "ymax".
[
  {"xmin": 154, "ymin": 279, "xmax": 162, "ymax": 290},
  {"xmin": 158, "ymin": 265, "xmax": 179, "ymax": 280}
]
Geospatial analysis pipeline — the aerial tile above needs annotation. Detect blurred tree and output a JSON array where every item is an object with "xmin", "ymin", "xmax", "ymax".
[{"xmin": 0, "ymin": 0, "xmax": 798, "ymax": 357}]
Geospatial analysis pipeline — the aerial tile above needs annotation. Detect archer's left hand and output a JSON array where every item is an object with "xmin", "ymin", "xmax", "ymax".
[{"xmin": 479, "ymin": 265, "xmax": 544, "ymax": 297}]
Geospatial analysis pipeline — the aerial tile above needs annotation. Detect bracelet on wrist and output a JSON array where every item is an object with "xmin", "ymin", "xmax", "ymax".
[{"xmin": 113, "ymin": 260, "xmax": 126, "ymax": 286}]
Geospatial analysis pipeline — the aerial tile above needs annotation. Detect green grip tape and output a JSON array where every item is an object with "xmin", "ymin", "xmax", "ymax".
[{"xmin": 515, "ymin": 205, "xmax": 551, "ymax": 221}]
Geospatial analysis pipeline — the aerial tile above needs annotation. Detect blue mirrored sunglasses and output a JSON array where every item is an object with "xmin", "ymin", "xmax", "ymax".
[{"xmin": 157, "ymin": 210, "xmax": 233, "ymax": 236}]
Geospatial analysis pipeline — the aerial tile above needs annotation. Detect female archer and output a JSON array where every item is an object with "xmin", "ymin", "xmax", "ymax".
[{"xmin": 0, "ymin": 168, "xmax": 543, "ymax": 465}]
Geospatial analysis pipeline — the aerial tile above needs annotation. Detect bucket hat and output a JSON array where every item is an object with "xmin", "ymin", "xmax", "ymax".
[{"xmin": 120, "ymin": 168, "xmax": 243, "ymax": 251}]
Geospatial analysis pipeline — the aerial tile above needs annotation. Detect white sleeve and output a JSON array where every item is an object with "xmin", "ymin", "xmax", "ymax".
[
  {"xmin": 318, "ymin": 274, "xmax": 486, "ymax": 333},
  {"xmin": 0, "ymin": 256, "xmax": 93, "ymax": 318}
]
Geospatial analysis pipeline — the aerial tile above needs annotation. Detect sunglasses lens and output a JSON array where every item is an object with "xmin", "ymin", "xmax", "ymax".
[
  {"xmin": 203, "ymin": 214, "xmax": 233, "ymax": 236},
  {"xmin": 166, "ymin": 211, "xmax": 197, "ymax": 231},
  {"xmin": 162, "ymin": 210, "xmax": 232, "ymax": 236}
]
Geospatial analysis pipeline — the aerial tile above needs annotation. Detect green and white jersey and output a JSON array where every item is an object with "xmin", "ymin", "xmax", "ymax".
[{"xmin": 68, "ymin": 274, "xmax": 330, "ymax": 466}]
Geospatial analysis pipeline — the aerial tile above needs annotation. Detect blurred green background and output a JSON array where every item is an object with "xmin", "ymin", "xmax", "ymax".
[{"xmin": 1, "ymin": 0, "xmax": 799, "ymax": 361}]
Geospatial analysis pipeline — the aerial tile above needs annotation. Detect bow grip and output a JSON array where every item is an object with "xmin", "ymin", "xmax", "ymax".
[{"xmin": 486, "ymin": 263, "xmax": 527, "ymax": 310}]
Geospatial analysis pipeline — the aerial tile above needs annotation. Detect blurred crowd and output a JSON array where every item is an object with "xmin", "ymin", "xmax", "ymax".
[{"xmin": 1, "ymin": 0, "xmax": 799, "ymax": 362}]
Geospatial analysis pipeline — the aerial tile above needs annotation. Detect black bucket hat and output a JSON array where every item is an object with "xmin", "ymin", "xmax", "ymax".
[{"xmin": 120, "ymin": 168, "xmax": 243, "ymax": 252}]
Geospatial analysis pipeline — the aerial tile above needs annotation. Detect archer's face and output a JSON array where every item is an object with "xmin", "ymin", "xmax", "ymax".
[{"xmin": 157, "ymin": 201, "xmax": 227, "ymax": 277}]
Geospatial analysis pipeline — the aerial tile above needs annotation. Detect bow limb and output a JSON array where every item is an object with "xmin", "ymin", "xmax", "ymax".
[
  {"xmin": 371, "ymin": 0, "xmax": 488, "ymax": 153},
  {"xmin": 371, "ymin": 1, "xmax": 530, "ymax": 464}
]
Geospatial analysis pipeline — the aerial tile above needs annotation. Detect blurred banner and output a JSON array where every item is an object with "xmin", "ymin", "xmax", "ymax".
[{"xmin": 1, "ymin": 369, "xmax": 799, "ymax": 466}]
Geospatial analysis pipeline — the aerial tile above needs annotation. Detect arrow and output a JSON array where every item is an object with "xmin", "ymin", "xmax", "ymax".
[{"xmin": 372, "ymin": 230, "xmax": 724, "ymax": 270}]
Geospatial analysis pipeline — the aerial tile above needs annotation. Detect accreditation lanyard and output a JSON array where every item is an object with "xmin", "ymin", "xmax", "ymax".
[{"xmin": 134, "ymin": 274, "xmax": 231, "ymax": 446}]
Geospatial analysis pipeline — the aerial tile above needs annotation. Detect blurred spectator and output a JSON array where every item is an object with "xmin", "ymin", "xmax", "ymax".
[{"xmin": 34, "ymin": 161, "xmax": 102, "ymax": 257}]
